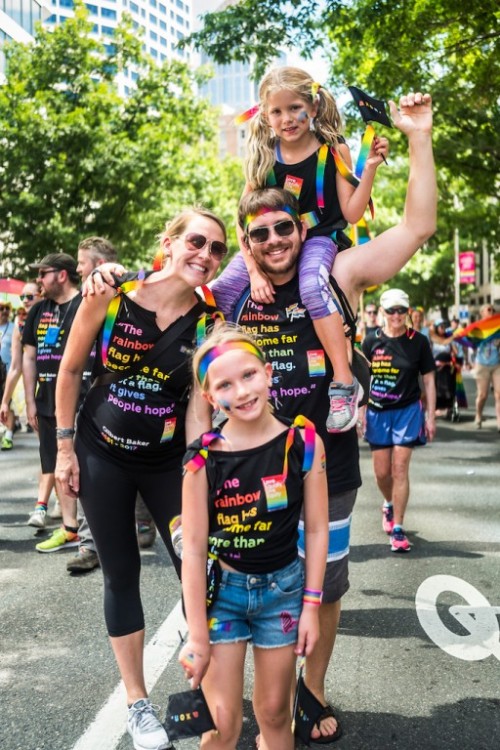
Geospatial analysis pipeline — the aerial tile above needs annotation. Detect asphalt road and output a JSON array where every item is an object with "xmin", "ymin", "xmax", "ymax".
[{"xmin": 1, "ymin": 373, "xmax": 499, "ymax": 750}]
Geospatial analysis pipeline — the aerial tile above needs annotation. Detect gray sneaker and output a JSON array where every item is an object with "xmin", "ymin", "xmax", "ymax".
[
  {"xmin": 127, "ymin": 698, "xmax": 173, "ymax": 750},
  {"xmin": 66, "ymin": 547, "xmax": 100, "ymax": 573},
  {"xmin": 28, "ymin": 507, "xmax": 47, "ymax": 528},
  {"xmin": 326, "ymin": 376, "xmax": 363, "ymax": 433}
]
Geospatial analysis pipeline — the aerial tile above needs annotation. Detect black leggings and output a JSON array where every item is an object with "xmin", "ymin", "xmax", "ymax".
[{"xmin": 76, "ymin": 437, "xmax": 183, "ymax": 637}]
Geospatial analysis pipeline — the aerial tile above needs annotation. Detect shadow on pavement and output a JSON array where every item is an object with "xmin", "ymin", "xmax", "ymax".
[{"xmin": 350, "ymin": 538, "xmax": 487, "ymax": 564}]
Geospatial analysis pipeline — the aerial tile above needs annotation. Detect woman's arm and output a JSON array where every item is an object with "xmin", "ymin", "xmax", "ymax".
[
  {"xmin": 54, "ymin": 291, "xmax": 113, "ymax": 497},
  {"xmin": 179, "ymin": 468, "xmax": 211, "ymax": 688},
  {"xmin": 296, "ymin": 432, "xmax": 329, "ymax": 657},
  {"xmin": 0, "ymin": 326, "xmax": 22, "ymax": 423},
  {"xmin": 422, "ymin": 371, "xmax": 437, "ymax": 442},
  {"xmin": 185, "ymin": 381, "xmax": 212, "ymax": 445}
]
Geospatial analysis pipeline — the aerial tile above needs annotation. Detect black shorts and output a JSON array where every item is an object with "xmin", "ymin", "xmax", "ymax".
[{"xmin": 38, "ymin": 414, "xmax": 57, "ymax": 474}]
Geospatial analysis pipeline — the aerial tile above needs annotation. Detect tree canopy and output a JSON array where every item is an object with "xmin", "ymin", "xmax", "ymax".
[
  {"xmin": 0, "ymin": 2, "xmax": 242, "ymax": 274},
  {"xmin": 185, "ymin": 0, "xmax": 500, "ymax": 306}
]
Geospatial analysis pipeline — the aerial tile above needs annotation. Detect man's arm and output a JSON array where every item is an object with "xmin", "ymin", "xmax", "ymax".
[
  {"xmin": 22, "ymin": 344, "xmax": 38, "ymax": 431},
  {"xmin": 335, "ymin": 92, "xmax": 436, "ymax": 300}
]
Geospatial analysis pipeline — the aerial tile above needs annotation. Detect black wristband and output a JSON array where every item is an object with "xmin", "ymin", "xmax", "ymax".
[{"xmin": 56, "ymin": 427, "xmax": 75, "ymax": 440}]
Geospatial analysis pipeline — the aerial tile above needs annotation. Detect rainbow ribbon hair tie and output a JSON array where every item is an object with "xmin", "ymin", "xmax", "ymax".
[
  {"xmin": 234, "ymin": 104, "xmax": 260, "ymax": 126},
  {"xmin": 244, "ymin": 204, "xmax": 300, "ymax": 232},
  {"xmin": 196, "ymin": 340, "xmax": 266, "ymax": 386},
  {"xmin": 280, "ymin": 415, "xmax": 316, "ymax": 482},
  {"xmin": 184, "ymin": 431, "xmax": 224, "ymax": 473}
]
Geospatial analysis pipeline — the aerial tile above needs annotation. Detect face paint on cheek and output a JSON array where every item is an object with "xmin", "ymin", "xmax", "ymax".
[
  {"xmin": 297, "ymin": 111, "xmax": 309, "ymax": 122},
  {"xmin": 217, "ymin": 399, "xmax": 232, "ymax": 412}
]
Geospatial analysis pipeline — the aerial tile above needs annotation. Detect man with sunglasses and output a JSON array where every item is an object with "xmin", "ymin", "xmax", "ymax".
[
  {"xmin": 22, "ymin": 253, "xmax": 93, "ymax": 552},
  {"xmin": 211, "ymin": 91, "xmax": 436, "ymax": 744}
]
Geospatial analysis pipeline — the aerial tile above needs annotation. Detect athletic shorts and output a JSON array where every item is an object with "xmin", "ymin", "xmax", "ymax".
[
  {"xmin": 208, "ymin": 558, "xmax": 304, "ymax": 649},
  {"xmin": 474, "ymin": 362, "xmax": 500, "ymax": 387},
  {"xmin": 365, "ymin": 401, "xmax": 426, "ymax": 450},
  {"xmin": 37, "ymin": 414, "xmax": 57, "ymax": 473},
  {"xmin": 298, "ymin": 488, "xmax": 357, "ymax": 604}
]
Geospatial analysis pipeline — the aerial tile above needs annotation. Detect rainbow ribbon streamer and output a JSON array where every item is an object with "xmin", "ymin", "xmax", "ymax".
[
  {"xmin": 152, "ymin": 247, "xmax": 164, "ymax": 271},
  {"xmin": 452, "ymin": 313, "xmax": 500, "ymax": 349},
  {"xmin": 101, "ymin": 277, "xmax": 144, "ymax": 368},
  {"xmin": 316, "ymin": 144, "xmax": 328, "ymax": 210},
  {"xmin": 349, "ymin": 216, "xmax": 371, "ymax": 246},
  {"xmin": 281, "ymin": 415, "xmax": 315, "ymax": 481},
  {"xmin": 355, "ymin": 124, "xmax": 375, "ymax": 179},
  {"xmin": 184, "ymin": 432, "xmax": 224, "ymax": 473},
  {"xmin": 331, "ymin": 146, "xmax": 375, "ymax": 220},
  {"xmin": 234, "ymin": 104, "xmax": 259, "ymax": 126}
]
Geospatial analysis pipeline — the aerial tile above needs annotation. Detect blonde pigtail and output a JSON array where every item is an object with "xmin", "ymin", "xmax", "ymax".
[
  {"xmin": 314, "ymin": 87, "xmax": 343, "ymax": 148},
  {"xmin": 244, "ymin": 113, "xmax": 276, "ymax": 189}
]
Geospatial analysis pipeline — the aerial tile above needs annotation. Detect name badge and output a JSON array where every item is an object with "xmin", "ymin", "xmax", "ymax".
[
  {"xmin": 44, "ymin": 326, "xmax": 60, "ymax": 345},
  {"xmin": 261, "ymin": 474, "xmax": 288, "ymax": 512}
]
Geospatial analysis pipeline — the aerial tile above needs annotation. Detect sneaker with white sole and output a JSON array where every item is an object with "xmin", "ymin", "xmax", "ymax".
[
  {"xmin": 49, "ymin": 499, "xmax": 62, "ymax": 519},
  {"xmin": 326, "ymin": 376, "xmax": 363, "ymax": 433},
  {"xmin": 390, "ymin": 527, "xmax": 411, "ymax": 553},
  {"xmin": 28, "ymin": 507, "xmax": 47, "ymax": 528},
  {"xmin": 127, "ymin": 698, "xmax": 174, "ymax": 750},
  {"xmin": 382, "ymin": 503, "xmax": 394, "ymax": 534},
  {"xmin": 36, "ymin": 527, "xmax": 80, "ymax": 553}
]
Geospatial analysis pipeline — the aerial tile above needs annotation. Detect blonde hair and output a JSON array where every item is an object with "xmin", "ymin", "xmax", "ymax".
[
  {"xmin": 193, "ymin": 323, "xmax": 267, "ymax": 391},
  {"xmin": 245, "ymin": 66, "xmax": 343, "ymax": 189},
  {"xmin": 159, "ymin": 207, "xmax": 227, "ymax": 245}
]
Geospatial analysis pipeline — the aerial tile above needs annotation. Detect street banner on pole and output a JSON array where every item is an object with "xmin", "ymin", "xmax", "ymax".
[{"xmin": 459, "ymin": 251, "xmax": 475, "ymax": 284}]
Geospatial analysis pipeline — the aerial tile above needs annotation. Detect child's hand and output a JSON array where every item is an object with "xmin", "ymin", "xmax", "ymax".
[
  {"xmin": 179, "ymin": 641, "xmax": 210, "ymax": 690},
  {"xmin": 82, "ymin": 263, "xmax": 125, "ymax": 296},
  {"xmin": 249, "ymin": 268, "xmax": 275, "ymax": 304},
  {"xmin": 389, "ymin": 92, "xmax": 432, "ymax": 136},
  {"xmin": 367, "ymin": 135, "xmax": 389, "ymax": 167},
  {"xmin": 295, "ymin": 606, "xmax": 320, "ymax": 657}
]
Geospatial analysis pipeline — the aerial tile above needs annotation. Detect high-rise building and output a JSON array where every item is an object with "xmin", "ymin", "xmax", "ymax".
[
  {"xmin": 45, "ymin": 1, "xmax": 192, "ymax": 93},
  {"xmin": 0, "ymin": 0, "xmax": 51, "ymax": 74}
]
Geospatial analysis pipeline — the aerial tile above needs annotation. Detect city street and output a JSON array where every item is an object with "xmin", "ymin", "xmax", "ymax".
[{"xmin": 1, "ymin": 374, "xmax": 499, "ymax": 750}]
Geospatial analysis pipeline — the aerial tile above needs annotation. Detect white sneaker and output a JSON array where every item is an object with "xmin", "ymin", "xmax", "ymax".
[
  {"xmin": 28, "ymin": 507, "xmax": 47, "ymax": 528},
  {"xmin": 49, "ymin": 499, "xmax": 62, "ymax": 519},
  {"xmin": 127, "ymin": 698, "xmax": 173, "ymax": 750}
]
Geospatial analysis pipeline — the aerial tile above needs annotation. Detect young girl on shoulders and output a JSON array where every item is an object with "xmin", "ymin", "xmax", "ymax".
[
  {"xmin": 179, "ymin": 325, "xmax": 328, "ymax": 750},
  {"xmin": 216, "ymin": 66, "xmax": 388, "ymax": 434}
]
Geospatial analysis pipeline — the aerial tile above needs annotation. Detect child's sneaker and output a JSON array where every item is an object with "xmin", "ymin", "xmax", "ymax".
[
  {"xmin": 326, "ymin": 376, "xmax": 363, "ymax": 433},
  {"xmin": 390, "ymin": 527, "xmax": 411, "ymax": 553},
  {"xmin": 35, "ymin": 527, "xmax": 80, "ymax": 553},
  {"xmin": 382, "ymin": 503, "xmax": 394, "ymax": 534},
  {"xmin": 127, "ymin": 698, "xmax": 173, "ymax": 750}
]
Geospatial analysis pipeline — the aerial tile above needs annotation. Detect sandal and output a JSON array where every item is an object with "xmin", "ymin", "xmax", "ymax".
[{"xmin": 310, "ymin": 703, "xmax": 342, "ymax": 745}]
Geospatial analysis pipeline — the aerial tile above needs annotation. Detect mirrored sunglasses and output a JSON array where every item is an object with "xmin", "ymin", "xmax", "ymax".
[
  {"xmin": 247, "ymin": 219, "xmax": 296, "ymax": 244},
  {"xmin": 384, "ymin": 307, "xmax": 408, "ymax": 315},
  {"xmin": 184, "ymin": 233, "xmax": 227, "ymax": 261}
]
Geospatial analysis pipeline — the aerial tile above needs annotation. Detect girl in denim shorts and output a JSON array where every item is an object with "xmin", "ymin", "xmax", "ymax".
[{"xmin": 179, "ymin": 325, "xmax": 328, "ymax": 750}]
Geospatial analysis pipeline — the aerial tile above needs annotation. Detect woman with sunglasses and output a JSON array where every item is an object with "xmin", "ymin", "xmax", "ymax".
[
  {"xmin": 54, "ymin": 208, "xmax": 227, "ymax": 750},
  {"xmin": 361, "ymin": 288, "xmax": 436, "ymax": 553},
  {"xmin": 1, "ymin": 283, "xmax": 41, "ymax": 449}
]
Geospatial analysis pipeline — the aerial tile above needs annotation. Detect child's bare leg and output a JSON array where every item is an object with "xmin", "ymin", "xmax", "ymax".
[
  {"xmin": 252, "ymin": 644, "xmax": 296, "ymax": 750},
  {"xmin": 201, "ymin": 641, "xmax": 247, "ymax": 750}
]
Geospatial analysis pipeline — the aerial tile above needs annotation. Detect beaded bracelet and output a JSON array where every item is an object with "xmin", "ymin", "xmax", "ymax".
[{"xmin": 303, "ymin": 588, "xmax": 323, "ymax": 606}]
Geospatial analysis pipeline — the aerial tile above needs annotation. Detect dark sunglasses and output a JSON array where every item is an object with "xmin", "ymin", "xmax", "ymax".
[
  {"xmin": 37, "ymin": 268, "xmax": 58, "ymax": 279},
  {"xmin": 183, "ymin": 233, "xmax": 227, "ymax": 261},
  {"xmin": 366, "ymin": 309, "xmax": 377, "ymax": 315},
  {"xmin": 247, "ymin": 219, "xmax": 296, "ymax": 244},
  {"xmin": 20, "ymin": 294, "xmax": 37, "ymax": 301},
  {"xmin": 384, "ymin": 307, "xmax": 408, "ymax": 315},
  {"xmin": 0, "ymin": 305, "xmax": 10, "ymax": 312}
]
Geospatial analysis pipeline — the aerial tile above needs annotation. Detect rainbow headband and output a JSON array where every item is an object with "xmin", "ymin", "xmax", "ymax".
[
  {"xmin": 197, "ymin": 341, "xmax": 266, "ymax": 386},
  {"xmin": 244, "ymin": 205, "xmax": 300, "ymax": 232}
]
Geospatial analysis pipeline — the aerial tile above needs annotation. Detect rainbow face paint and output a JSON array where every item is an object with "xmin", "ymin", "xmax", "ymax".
[
  {"xmin": 197, "ymin": 341, "xmax": 266, "ymax": 386},
  {"xmin": 244, "ymin": 204, "xmax": 300, "ymax": 232},
  {"xmin": 297, "ymin": 110, "xmax": 309, "ymax": 122},
  {"xmin": 217, "ymin": 399, "xmax": 231, "ymax": 412}
]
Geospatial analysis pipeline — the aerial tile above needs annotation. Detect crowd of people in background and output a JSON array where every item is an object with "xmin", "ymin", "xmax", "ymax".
[{"xmin": 0, "ymin": 78, "xmax": 498, "ymax": 750}]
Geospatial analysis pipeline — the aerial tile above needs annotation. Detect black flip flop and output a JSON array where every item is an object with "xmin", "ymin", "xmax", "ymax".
[{"xmin": 310, "ymin": 704, "xmax": 342, "ymax": 745}]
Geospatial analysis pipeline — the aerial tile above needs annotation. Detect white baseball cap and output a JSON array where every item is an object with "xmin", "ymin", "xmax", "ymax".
[{"xmin": 380, "ymin": 288, "xmax": 410, "ymax": 310}]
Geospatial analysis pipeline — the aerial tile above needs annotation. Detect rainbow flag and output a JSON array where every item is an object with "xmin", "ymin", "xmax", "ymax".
[
  {"xmin": 349, "ymin": 217, "xmax": 371, "ymax": 246},
  {"xmin": 452, "ymin": 313, "xmax": 500, "ymax": 349}
]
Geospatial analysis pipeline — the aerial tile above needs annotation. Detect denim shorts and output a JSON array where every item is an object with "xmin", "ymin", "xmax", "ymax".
[{"xmin": 207, "ymin": 558, "xmax": 304, "ymax": 649}]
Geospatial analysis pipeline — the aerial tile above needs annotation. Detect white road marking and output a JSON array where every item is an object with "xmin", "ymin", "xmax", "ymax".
[
  {"xmin": 416, "ymin": 574, "xmax": 500, "ymax": 661},
  {"xmin": 71, "ymin": 600, "xmax": 187, "ymax": 750}
]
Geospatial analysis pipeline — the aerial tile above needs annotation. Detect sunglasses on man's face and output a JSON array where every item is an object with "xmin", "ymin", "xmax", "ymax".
[
  {"xmin": 37, "ymin": 268, "xmax": 58, "ymax": 279},
  {"xmin": 366, "ymin": 310, "xmax": 377, "ymax": 315},
  {"xmin": 384, "ymin": 307, "xmax": 408, "ymax": 316},
  {"xmin": 20, "ymin": 294, "xmax": 37, "ymax": 301},
  {"xmin": 183, "ymin": 233, "xmax": 228, "ymax": 261},
  {"xmin": 247, "ymin": 219, "xmax": 296, "ymax": 245},
  {"xmin": 0, "ymin": 306, "xmax": 10, "ymax": 312}
]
